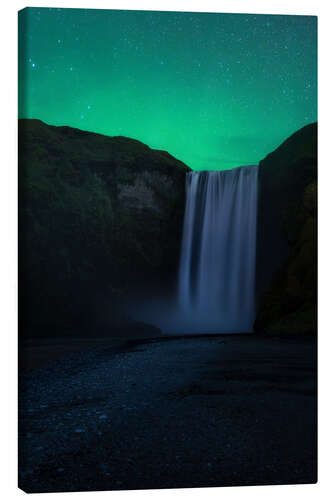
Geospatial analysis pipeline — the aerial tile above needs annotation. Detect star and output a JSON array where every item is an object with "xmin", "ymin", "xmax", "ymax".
[{"xmin": 18, "ymin": 8, "xmax": 317, "ymax": 172}]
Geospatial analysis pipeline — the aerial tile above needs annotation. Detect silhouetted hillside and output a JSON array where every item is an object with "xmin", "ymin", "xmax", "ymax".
[
  {"xmin": 255, "ymin": 123, "xmax": 317, "ymax": 334},
  {"xmin": 19, "ymin": 119, "xmax": 189, "ymax": 336}
]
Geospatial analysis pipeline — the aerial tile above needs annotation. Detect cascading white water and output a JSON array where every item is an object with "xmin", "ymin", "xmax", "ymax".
[{"xmin": 178, "ymin": 165, "xmax": 259, "ymax": 333}]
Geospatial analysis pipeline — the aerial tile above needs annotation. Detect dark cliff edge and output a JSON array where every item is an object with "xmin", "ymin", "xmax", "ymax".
[
  {"xmin": 254, "ymin": 123, "xmax": 317, "ymax": 334},
  {"xmin": 18, "ymin": 119, "xmax": 190, "ymax": 337}
]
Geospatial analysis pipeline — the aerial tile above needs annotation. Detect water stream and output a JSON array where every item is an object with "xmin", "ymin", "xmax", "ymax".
[{"xmin": 178, "ymin": 166, "xmax": 258, "ymax": 333}]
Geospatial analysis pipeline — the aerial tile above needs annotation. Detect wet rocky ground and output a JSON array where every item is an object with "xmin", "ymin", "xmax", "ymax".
[{"xmin": 18, "ymin": 334, "xmax": 317, "ymax": 493}]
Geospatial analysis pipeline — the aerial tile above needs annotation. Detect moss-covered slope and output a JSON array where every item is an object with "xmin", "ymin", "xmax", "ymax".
[
  {"xmin": 255, "ymin": 123, "xmax": 317, "ymax": 334},
  {"xmin": 19, "ymin": 119, "xmax": 189, "ymax": 336}
]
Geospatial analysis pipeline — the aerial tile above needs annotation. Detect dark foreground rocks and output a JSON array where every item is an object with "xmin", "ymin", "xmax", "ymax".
[{"xmin": 19, "ymin": 334, "xmax": 317, "ymax": 492}]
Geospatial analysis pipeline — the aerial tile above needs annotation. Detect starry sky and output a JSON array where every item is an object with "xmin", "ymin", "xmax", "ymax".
[{"xmin": 18, "ymin": 8, "xmax": 317, "ymax": 171}]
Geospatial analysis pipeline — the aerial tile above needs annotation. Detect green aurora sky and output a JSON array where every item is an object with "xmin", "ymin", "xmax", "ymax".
[{"xmin": 18, "ymin": 8, "xmax": 317, "ymax": 171}]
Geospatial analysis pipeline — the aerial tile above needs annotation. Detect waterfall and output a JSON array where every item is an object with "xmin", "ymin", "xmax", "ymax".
[{"xmin": 178, "ymin": 165, "xmax": 259, "ymax": 333}]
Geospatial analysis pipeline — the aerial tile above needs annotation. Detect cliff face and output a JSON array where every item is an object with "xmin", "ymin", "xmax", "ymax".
[
  {"xmin": 19, "ymin": 119, "xmax": 317, "ymax": 337},
  {"xmin": 255, "ymin": 123, "xmax": 317, "ymax": 334},
  {"xmin": 19, "ymin": 119, "xmax": 189, "ymax": 336}
]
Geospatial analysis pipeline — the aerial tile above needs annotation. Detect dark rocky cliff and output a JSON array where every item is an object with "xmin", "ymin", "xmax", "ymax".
[
  {"xmin": 19, "ymin": 119, "xmax": 189, "ymax": 336},
  {"xmin": 255, "ymin": 123, "xmax": 317, "ymax": 334}
]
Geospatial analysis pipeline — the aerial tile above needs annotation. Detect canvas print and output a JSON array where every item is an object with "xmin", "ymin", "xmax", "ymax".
[{"xmin": 18, "ymin": 7, "xmax": 317, "ymax": 493}]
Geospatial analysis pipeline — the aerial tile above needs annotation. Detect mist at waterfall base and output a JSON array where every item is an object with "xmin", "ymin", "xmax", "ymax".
[{"xmin": 129, "ymin": 165, "xmax": 259, "ymax": 335}]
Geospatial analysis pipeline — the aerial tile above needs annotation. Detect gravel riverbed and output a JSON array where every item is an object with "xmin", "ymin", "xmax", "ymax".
[{"xmin": 19, "ymin": 334, "xmax": 317, "ymax": 492}]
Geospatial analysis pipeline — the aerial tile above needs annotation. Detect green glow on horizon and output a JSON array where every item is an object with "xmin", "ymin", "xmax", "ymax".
[{"xmin": 18, "ymin": 8, "xmax": 317, "ymax": 170}]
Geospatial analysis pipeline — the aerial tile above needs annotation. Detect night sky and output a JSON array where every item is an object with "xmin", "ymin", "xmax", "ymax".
[{"xmin": 18, "ymin": 8, "xmax": 317, "ymax": 171}]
